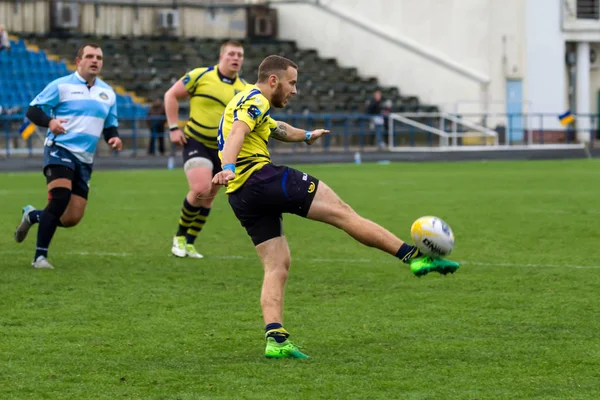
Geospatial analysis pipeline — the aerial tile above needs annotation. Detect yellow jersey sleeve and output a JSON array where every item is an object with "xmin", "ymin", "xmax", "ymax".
[
  {"xmin": 266, "ymin": 116, "xmax": 278, "ymax": 132},
  {"xmin": 181, "ymin": 67, "xmax": 210, "ymax": 94},
  {"xmin": 233, "ymin": 93, "xmax": 270, "ymax": 132}
]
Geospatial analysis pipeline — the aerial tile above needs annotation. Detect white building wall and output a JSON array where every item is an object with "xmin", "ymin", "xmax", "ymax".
[
  {"xmin": 272, "ymin": 0, "xmax": 525, "ymax": 115},
  {"xmin": 525, "ymin": 0, "xmax": 566, "ymax": 129},
  {"xmin": 590, "ymin": 48, "xmax": 600, "ymax": 118}
]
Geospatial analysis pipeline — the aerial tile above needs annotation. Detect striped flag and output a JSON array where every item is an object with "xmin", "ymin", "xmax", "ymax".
[
  {"xmin": 19, "ymin": 118, "xmax": 37, "ymax": 140},
  {"xmin": 558, "ymin": 111, "xmax": 575, "ymax": 126}
]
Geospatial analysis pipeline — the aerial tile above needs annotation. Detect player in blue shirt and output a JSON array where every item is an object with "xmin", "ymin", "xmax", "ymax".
[{"xmin": 14, "ymin": 44, "xmax": 123, "ymax": 269}]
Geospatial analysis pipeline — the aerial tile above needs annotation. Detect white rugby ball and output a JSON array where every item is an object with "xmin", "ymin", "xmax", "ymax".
[{"xmin": 410, "ymin": 216, "xmax": 455, "ymax": 257}]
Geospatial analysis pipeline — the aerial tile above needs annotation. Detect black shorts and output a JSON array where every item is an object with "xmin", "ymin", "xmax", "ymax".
[
  {"xmin": 43, "ymin": 144, "xmax": 91, "ymax": 199},
  {"xmin": 228, "ymin": 164, "xmax": 319, "ymax": 246},
  {"xmin": 182, "ymin": 138, "xmax": 222, "ymax": 176}
]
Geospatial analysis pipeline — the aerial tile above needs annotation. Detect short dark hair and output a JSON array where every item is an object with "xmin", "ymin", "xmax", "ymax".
[
  {"xmin": 76, "ymin": 43, "xmax": 101, "ymax": 59},
  {"xmin": 257, "ymin": 55, "xmax": 298, "ymax": 83},
  {"xmin": 220, "ymin": 40, "xmax": 243, "ymax": 54}
]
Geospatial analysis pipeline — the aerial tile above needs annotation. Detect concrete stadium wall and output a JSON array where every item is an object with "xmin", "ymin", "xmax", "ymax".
[
  {"xmin": 590, "ymin": 49, "xmax": 600, "ymax": 118},
  {"xmin": 2, "ymin": 0, "xmax": 597, "ymax": 121},
  {"xmin": 0, "ymin": 0, "xmax": 49, "ymax": 33},
  {"xmin": 272, "ymin": 0, "xmax": 525, "ymax": 115},
  {"xmin": 525, "ymin": 0, "xmax": 566, "ymax": 130},
  {"xmin": 78, "ymin": 3, "xmax": 246, "ymax": 38},
  {"xmin": 0, "ymin": 0, "xmax": 246, "ymax": 38}
]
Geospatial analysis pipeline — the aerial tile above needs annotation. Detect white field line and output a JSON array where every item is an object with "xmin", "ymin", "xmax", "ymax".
[
  {"xmin": 526, "ymin": 209, "xmax": 600, "ymax": 215},
  {"xmin": 0, "ymin": 250, "xmax": 132, "ymax": 257},
  {"xmin": 1, "ymin": 250, "xmax": 599, "ymax": 269}
]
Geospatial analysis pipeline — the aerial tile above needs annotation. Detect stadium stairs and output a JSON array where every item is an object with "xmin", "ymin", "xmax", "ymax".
[
  {"xmin": 15, "ymin": 32, "xmax": 439, "ymax": 116},
  {"xmin": 1, "ymin": 33, "xmax": 447, "ymax": 154}
]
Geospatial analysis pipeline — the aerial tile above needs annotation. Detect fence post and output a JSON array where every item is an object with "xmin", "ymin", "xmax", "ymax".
[
  {"xmin": 306, "ymin": 115, "xmax": 312, "ymax": 153},
  {"xmin": 131, "ymin": 116, "xmax": 137, "ymax": 156},
  {"xmin": 344, "ymin": 117, "xmax": 349, "ymax": 152},
  {"xmin": 3, "ymin": 117, "xmax": 9, "ymax": 158},
  {"xmin": 428, "ymin": 116, "xmax": 433, "ymax": 147},
  {"xmin": 324, "ymin": 116, "xmax": 331, "ymax": 151},
  {"xmin": 375, "ymin": 117, "xmax": 382, "ymax": 149},
  {"xmin": 539, "ymin": 115, "xmax": 544, "ymax": 144},
  {"xmin": 592, "ymin": 114, "xmax": 597, "ymax": 146},
  {"xmin": 359, "ymin": 117, "xmax": 364, "ymax": 150}
]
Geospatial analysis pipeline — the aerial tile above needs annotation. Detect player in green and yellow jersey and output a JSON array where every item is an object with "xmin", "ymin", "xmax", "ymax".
[
  {"xmin": 164, "ymin": 40, "xmax": 247, "ymax": 259},
  {"xmin": 213, "ymin": 55, "xmax": 460, "ymax": 359}
]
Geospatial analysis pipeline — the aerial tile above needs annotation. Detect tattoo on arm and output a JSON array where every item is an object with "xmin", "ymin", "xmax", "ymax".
[{"xmin": 270, "ymin": 123, "xmax": 290, "ymax": 142}]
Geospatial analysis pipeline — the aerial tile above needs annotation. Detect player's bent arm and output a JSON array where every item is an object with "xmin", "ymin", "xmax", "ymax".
[
  {"xmin": 26, "ymin": 105, "xmax": 53, "ymax": 127},
  {"xmin": 270, "ymin": 121, "xmax": 309, "ymax": 142},
  {"xmin": 164, "ymin": 80, "xmax": 189, "ymax": 128},
  {"xmin": 271, "ymin": 121, "xmax": 329, "ymax": 145},
  {"xmin": 102, "ymin": 126, "xmax": 119, "ymax": 142},
  {"xmin": 221, "ymin": 121, "xmax": 251, "ymax": 167}
]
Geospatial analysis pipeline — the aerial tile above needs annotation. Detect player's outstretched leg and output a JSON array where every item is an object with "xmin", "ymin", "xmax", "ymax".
[
  {"xmin": 407, "ymin": 256, "xmax": 459, "ymax": 277},
  {"xmin": 306, "ymin": 181, "xmax": 459, "ymax": 277},
  {"xmin": 15, "ymin": 205, "xmax": 42, "ymax": 243}
]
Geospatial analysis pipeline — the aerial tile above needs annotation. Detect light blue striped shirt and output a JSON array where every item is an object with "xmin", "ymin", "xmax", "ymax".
[{"xmin": 31, "ymin": 71, "xmax": 118, "ymax": 164}]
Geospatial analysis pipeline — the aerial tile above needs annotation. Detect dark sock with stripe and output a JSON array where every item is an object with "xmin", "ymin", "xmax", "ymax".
[
  {"xmin": 396, "ymin": 243, "xmax": 421, "ymax": 263},
  {"xmin": 35, "ymin": 211, "xmax": 59, "ymax": 260},
  {"xmin": 185, "ymin": 207, "xmax": 211, "ymax": 244},
  {"xmin": 175, "ymin": 198, "xmax": 201, "ymax": 237},
  {"xmin": 28, "ymin": 210, "xmax": 43, "ymax": 224},
  {"xmin": 265, "ymin": 322, "xmax": 289, "ymax": 343}
]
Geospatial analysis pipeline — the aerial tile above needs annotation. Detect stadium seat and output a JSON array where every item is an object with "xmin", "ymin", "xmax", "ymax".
[
  {"xmin": 0, "ymin": 37, "xmax": 148, "ymax": 118},
  {"xmin": 6, "ymin": 33, "xmax": 433, "ymax": 116}
]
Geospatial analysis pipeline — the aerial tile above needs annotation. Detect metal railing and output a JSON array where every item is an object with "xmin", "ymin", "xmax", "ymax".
[{"xmin": 1, "ymin": 112, "xmax": 598, "ymax": 158}]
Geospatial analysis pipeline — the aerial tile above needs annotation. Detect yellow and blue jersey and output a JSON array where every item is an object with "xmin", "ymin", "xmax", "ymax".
[
  {"xmin": 218, "ymin": 85, "xmax": 278, "ymax": 193},
  {"xmin": 182, "ymin": 65, "xmax": 247, "ymax": 149}
]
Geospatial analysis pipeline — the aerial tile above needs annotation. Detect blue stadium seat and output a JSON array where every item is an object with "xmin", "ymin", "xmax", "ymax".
[{"xmin": 2, "ymin": 37, "xmax": 149, "ymax": 115}]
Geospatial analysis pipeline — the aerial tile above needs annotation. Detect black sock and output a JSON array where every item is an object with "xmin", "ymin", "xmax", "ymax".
[
  {"xmin": 396, "ymin": 243, "xmax": 420, "ymax": 263},
  {"xmin": 175, "ymin": 198, "xmax": 201, "ymax": 237},
  {"xmin": 35, "ymin": 211, "xmax": 59, "ymax": 260},
  {"xmin": 28, "ymin": 210, "xmax": 42, "ymax": 224},
  {"xmin": 265, "ymin": 323, "xmax": 289, "ymax": 343},
  {"xmin": 185, "ymin": 206, "xmax": 211, "ymax": 244}
]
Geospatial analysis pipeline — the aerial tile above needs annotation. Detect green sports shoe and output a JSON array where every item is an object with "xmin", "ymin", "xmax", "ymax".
[
  {"xmin": 409, "ymin": 256, "xmax": 460, "ymax": 277},
  {"xmin": 171, "ymin": 236, "xmax": 186, "ymax": 258},
  {"xmin": 265, "ymin": 337, "xmax": 310, "ymax": 359},
  {"xmin": 185, "ymin": 244, "xmax": 204, "ymax": 259}
]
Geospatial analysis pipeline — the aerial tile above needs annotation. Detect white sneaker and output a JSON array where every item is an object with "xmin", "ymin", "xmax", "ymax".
[
  {"xmin": 15, "ymin": 205, "xmax": 35, "ymax": 243},
  {"xmin": 185, "ymin": 244, "xmax": 204, "ymax": 259},
  {"xmin": 171, "ymin": 236, "xmax": 187, "ymax": 257},
  {"xmin": 31, "ymin": 256, "xmax": 54, "ymax": 269}
]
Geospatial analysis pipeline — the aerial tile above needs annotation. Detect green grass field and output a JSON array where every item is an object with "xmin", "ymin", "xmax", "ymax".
[{"xmin": 1, "ymin": 159, "xmax": 600, "ymax": 399}]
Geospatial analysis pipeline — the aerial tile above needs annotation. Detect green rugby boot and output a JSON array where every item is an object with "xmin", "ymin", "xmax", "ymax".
[
  {"xmin": 265, "ymin": 337, "xmax": 310, "ymax": 359},
  {"xmin": 409, "ymin": 256, "xmax": 460, "ymax": 277}
]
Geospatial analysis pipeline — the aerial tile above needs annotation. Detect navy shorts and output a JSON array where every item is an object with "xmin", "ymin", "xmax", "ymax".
[
  {"xmin": 182, "ymin": 138, "xmax": 222, "ymax": 176},
  {"xmin": 228, "ymin": 164, "xmax": 320, "ymax": 246},
  {"xmin": 43, "ymin": 144, "xmax": 92, "ymax": 199}
]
